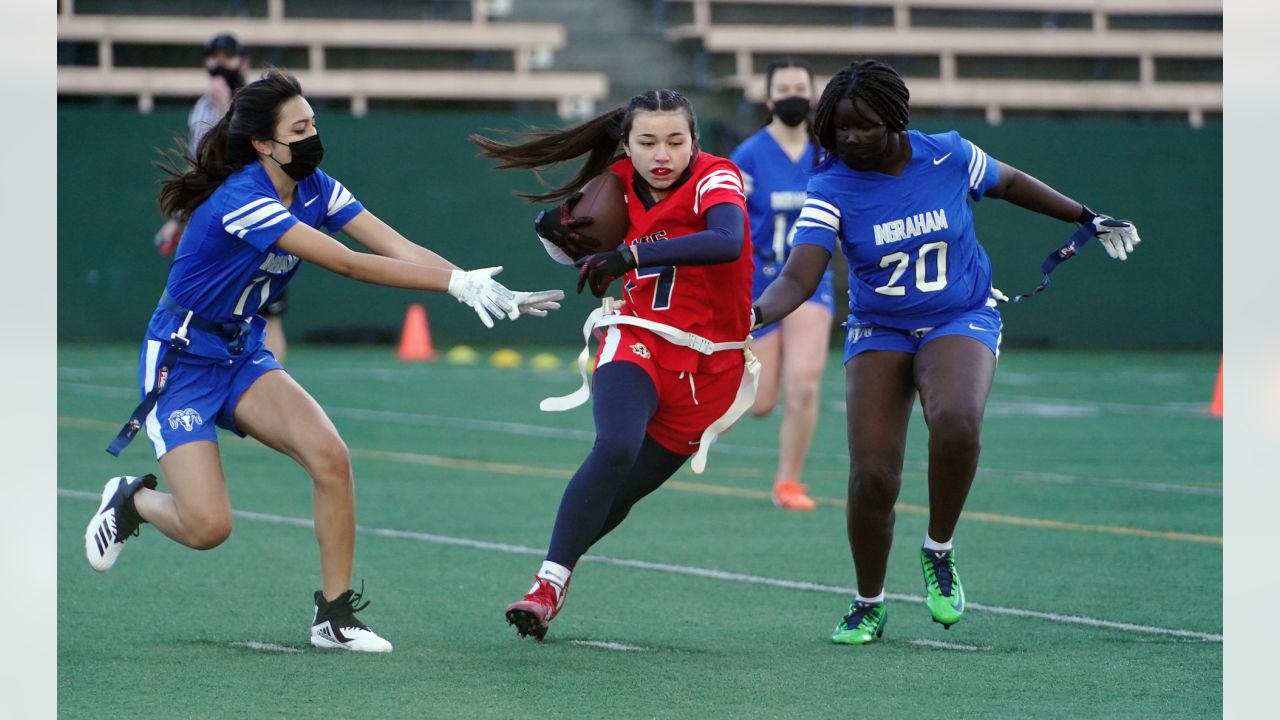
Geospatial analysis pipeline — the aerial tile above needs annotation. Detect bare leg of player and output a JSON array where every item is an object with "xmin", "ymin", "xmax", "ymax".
[{"xmin": 844, "ymin": 351, "xmax": 916, "ymax": 596}]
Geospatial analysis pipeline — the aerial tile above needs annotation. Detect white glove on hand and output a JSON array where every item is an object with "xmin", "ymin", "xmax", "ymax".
[
  {"xmin": 508, "ymin": 289, "xmax": 565, "ymax": 319},
  {"xmin": 1091, "ymin": 215, "xmax": 1141, "ymax": 261},
  {"xmin": 447, "ymin": 267, "xmax": 516, "ymax": 328}
]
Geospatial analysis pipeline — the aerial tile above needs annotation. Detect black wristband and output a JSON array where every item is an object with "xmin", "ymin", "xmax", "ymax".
[
  {"xmin": 751, "ymin": 306, "xmax": 764, "ymax": 330},
  {"xmin": 1076, "ymin": 205, "xmax": 1097, "ymax": 226}
]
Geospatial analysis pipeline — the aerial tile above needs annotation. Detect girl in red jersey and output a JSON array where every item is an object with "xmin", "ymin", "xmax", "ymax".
[{"xmin": 471, "ymin": 90, "xmax": 756, "ymax": 640}]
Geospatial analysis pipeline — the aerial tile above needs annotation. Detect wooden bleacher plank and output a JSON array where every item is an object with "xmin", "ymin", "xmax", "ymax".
[
  {"xmin": 700, "ymin": 25, "xmax": 1221, "ymax": 60},
  {"xmin": 57, "ymin": 66, "xmax": 606, "ymax": 103},
  {"xmin": 665, "ymin": 0, "xmax": 1222, "ymax": 16},
  {"xmin": 57, "ymin": 14, "xmax": 566, "ymax": 53},
  {"xmin": 729, "ymin": 72, "xmax": 1219, "ymax": 124}
]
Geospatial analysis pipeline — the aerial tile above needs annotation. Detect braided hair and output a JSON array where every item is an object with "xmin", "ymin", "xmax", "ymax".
[
  {"xmin": 812, "ymin": 60, "xmax": 910, "ymax": 152},
  {"xmin": 470, "ymin": 89, "xmax": 698, "ymax": 202}
]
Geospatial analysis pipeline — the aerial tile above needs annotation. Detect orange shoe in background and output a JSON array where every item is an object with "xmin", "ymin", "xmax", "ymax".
[{"xmin": 772, "ymin": 480, "xmax": 817, "ymax": 511}]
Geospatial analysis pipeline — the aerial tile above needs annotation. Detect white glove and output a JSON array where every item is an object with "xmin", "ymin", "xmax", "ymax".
[
  {"xmin": 1090, "ymin": 215, "xmax": 1141, "ymax": 261},
  {"xmin": 447, "ymin": 267, "xmax": 516, "ymax": 328},
  {"xmin": 509, "ymin": 289, "xmax": 565, "ymax": 319}
]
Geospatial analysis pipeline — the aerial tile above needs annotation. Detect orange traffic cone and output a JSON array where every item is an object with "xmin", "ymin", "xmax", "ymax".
[
  {"xmin": 397, "ymin": 303, "xmax": 436, "ymax": 361},
  {"xmin": 1208, "ymin": 357, "xmax": 1222, "ymax": 417}
]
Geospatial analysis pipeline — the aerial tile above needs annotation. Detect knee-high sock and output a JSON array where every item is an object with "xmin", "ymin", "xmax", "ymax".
[{"xmin": 546, "ymin": 362, "xmax": 657, "ymax": 568}]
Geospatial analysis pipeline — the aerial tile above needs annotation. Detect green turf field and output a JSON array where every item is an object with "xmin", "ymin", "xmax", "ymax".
[{"xmin": 58, "ymin": 343, "xmax": 1222, "ymax": 718}]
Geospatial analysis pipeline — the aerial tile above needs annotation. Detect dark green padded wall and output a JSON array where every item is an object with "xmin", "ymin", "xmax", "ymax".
[{"xmin": 58, "ymin": 107, "xmax": 1221, "ymax": 349}]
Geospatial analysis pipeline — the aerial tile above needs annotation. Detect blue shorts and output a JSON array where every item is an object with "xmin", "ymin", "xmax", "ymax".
[
  {"xmin": 842, "ymin": 305, "xmax": 1003, "ymax": 363},
  {"xmin": 752, "ymin": 266, "xmax": 836, "ymax": 339},
  {"xmin": 135, "ymin": 340, "xmax": 283, "ymax": 459}
]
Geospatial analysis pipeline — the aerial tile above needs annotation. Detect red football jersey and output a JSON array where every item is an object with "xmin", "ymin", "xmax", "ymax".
[{"xmin": 608, "ymin": 152, "xmax": 754, "ymax": 374}]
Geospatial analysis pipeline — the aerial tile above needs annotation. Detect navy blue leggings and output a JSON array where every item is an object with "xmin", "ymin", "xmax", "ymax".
[{"xmin": 545, "ymin": 361, "xmax": 690, "ymax": 568}]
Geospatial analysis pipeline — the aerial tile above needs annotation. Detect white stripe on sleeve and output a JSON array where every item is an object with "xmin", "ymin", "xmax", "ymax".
[
  {"xmin": 327, "ymin": 182, "xmax": 355, "ymax": 217},
  {"xmin": 694, "ymin": 174, "xmax": 746, "ymax": 214},
  {"xmin": 797, "ymin": 205, "xmax": 839, "ymax": 231},
  {"xmin": 968, "ymin": 141, "xmax": 989, "ymax": 190},
  {"xmin": 225, "ymin": 203, "xmax": 290, "ymax": 237},
  {"xmin": 222, "ymin": 197, "xmax": 274, "ymax": 225},
  {"xmin": 804, "ymin": 198, "xmax": 841, "ymax": 217},
  {"xmin": 696, "ymin": 169, "xmax": 743, "ymax": 196}
]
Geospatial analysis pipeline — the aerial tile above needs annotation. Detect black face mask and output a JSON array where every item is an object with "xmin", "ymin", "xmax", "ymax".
[
  {"xmin": 772, "ymin": 96, "xmax": 811, "ymax": 127},
  {"xmin": 271, "ymin": 134, "xmax": 324, "ymax": 181},
  {"xmin": 207, "ymin": 64, "xmax": 245, "ymax": 93}
]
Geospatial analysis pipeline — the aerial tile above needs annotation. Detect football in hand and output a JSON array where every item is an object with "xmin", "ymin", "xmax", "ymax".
[{"xmin": 569, "ymin": 172, "xmax": 629, "ymax": 256}]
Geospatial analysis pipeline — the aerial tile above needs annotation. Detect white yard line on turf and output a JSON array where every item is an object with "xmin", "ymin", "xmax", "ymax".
[
  {"xmin": 58, "ymin": 489, "xmax": 1223, "ymax": 643},
  {"xmin": 58, "ymin": 381, "xmax": 1222, "ymax": 497},
  {"xmin": 906, "ymin": 639, "xmax": 991, "ymax": 651},
  {"xmin": 568, "ymin": 640, "xmax": 649, "ymax": 651},
  {"xmin": 231, "ymin": 641, "xmax": 304, "ymax": 653}
]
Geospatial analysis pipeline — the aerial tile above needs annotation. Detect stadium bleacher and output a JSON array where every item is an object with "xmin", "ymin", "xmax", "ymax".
[
  {"xmin": 664, "ymin": 0, "xmax": 1221, "ymax": 125},
  {"xmin": 56, "ymin": 0, "xmax": 608, "ymax": 118}
]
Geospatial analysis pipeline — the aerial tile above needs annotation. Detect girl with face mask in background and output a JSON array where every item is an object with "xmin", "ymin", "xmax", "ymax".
[
  {"xmin": 729, "ymin": 59, "xmax": 835, "ymax": 513},
  {"xmin": 86, "ymin": 70, "xmax": 563, "ymax": 653}
]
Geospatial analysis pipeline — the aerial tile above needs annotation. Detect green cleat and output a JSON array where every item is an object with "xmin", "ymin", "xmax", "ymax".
[
  {"xmin": 920, "ymin": 547, "xmax": 965, "ymax": 628},
  {"xmin": 831, "ymin": 600, "xmax": 887, "ymax": 645}
]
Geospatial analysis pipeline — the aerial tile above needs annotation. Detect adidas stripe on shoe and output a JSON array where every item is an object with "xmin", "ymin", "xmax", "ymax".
[
  {"xmin": 84, "ymin": 474, "xmax": 157, "ymax": 572},
  {"xmin": 311, "ymin": 588, "xmax": 393, "ymax": 653}
]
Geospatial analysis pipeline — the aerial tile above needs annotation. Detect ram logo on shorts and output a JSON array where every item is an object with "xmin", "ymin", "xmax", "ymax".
[
  {"xmin": 630, "ymin": 342, "xmax": 651, "ymax": 359},
  {"xmin": 168, "ymin": 408, "xmax": 204, "ymax": 431},
  {"xmin": 849, "ymin": 326, "xmax": 874, "ymax": 344}
]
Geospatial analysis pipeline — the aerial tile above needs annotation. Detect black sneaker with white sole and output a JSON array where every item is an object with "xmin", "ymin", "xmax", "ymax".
[
  {"xmin": 311, "ymin": 587, "xmax": 393, "ymax": 653},
  {"xmin": 84, "ymin": 474, "xmax": 157, "ymax": 572}
]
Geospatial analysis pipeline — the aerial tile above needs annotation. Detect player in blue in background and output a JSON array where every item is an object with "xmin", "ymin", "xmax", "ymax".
[
  {"xmin": 752, "ymin": 60, "xmax": 1141, "ymax": 645},
  {"xmin": 730, "ymin": 59, "xmax": 835, "ymax": 512},
  {"xmin": 84, "ymin": 70, "xmax": 563, "ymax": 652}
]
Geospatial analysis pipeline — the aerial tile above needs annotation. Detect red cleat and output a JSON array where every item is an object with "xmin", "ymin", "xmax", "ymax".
[{"xmin": 505, "ymin": 576, "xmax": 569, "ymax": 641}]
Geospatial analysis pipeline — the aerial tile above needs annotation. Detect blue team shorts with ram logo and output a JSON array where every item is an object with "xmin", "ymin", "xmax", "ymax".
[
  {"xmin": 134, "ymin": 340, "xmax": 282, "ymax": 458},
  {"xmin": 843, "ymin": 304, "xmax": 1003, "ymax": 363}
]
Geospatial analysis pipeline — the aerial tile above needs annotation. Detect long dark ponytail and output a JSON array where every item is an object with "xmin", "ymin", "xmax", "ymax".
[
  {"xmin": 156, "ymin": 70, "xmax": 303, "ymax": 220},
  {"xmin": 470, "ymin": 89, "xmax": 699, "ymax": 203}
]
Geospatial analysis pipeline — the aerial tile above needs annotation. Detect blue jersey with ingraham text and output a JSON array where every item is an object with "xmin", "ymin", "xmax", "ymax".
[
  {"xmin": 147, "ymin": 162, "xmax": 364, "ymax": 360},
  {"xmin": 790, "ymin": 130, "xmax": 1000, "ymax": 330}
]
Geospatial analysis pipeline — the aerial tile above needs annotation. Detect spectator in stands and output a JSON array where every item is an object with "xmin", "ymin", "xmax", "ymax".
[
  {"xmin": 154, "ymin": 33, "xmax": 293, "ymax": 362},
  {"xmin": 752, "ymin": 59, "xmax": 1142, "ymax": 645},
  {"xmin": 87, "ymin": 70, "xmax": 563, "ymax": 653},
  {"xmin": 729, "ymin": 59, "xmax": 833, "ymax": 512}
]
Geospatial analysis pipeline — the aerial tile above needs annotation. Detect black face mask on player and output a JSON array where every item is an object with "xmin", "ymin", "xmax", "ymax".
[
  {"xmin": 270, "ymin": 134, "xmax": 325, "ymax": 181},
  {"xmin": 772, "ymin": 96, "xmax": 811, "ymax": 127}
]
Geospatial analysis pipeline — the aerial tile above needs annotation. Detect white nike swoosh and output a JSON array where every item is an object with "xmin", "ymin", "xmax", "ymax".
[
  {"xmin": 303, "ymin": 196, "xmax": 318, "ymax": 207},
  {"xmin": 968, "ymin": 323, "xmax": 988, "ymax": 331},
  {"xmin": 933, "ymin": 153, "xmax": 952, "ymax": 165},
  {"xmin": 252, "ymin": 357, "xmax": 269, "ymax": 364}
]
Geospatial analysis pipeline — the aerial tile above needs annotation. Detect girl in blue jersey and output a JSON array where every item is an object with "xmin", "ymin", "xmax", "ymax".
[
  {"xmin": 729, "ymin": 59, "xmax": 835, "ymax": 512},
  {"xmin": 84, "ymin": 71, "xmax": 563, "ymax": 653},
  {"xmin": 752, "ymin": 60, "xmax": 1141, "ymax": 645}
]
